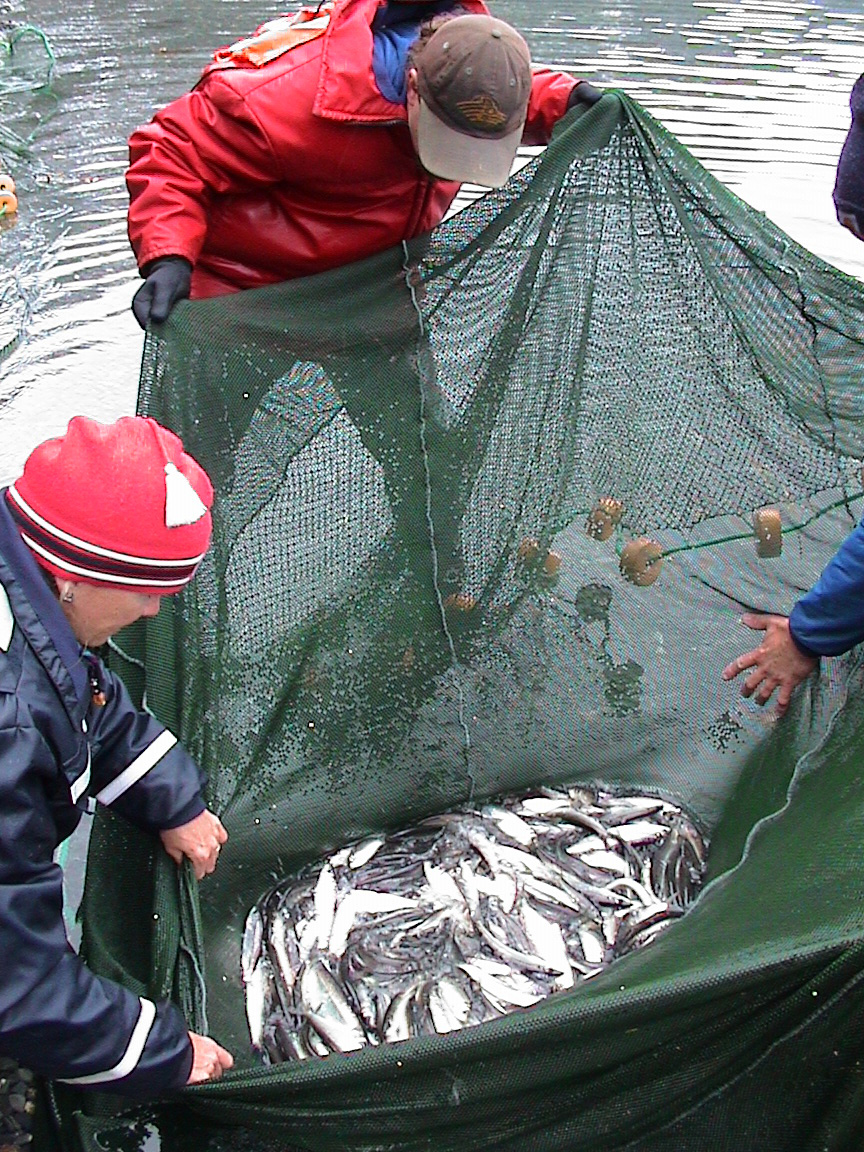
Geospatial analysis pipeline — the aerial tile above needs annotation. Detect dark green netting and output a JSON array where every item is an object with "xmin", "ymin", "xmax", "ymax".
[{"xmin": 67, "ymin": 94, "xmax": 864, "ymax": 1150}]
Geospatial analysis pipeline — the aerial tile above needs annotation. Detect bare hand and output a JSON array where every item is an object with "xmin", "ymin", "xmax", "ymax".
[
  {"xmin": 722, "ymin": 612, "xmax": 818, "ymax": 716},
  {"xmin": 160, "ymin": 809, "xmax": 228, "ymax": 880},
  {"xmin": 186, "ymin": 1032, "xmax": 234, "ymax": 1085}
]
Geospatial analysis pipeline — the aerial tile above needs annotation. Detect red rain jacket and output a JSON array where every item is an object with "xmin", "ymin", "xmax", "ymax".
[{"xmin": 126, "ymin": 0, "xmax": 579, "ymax": 298}]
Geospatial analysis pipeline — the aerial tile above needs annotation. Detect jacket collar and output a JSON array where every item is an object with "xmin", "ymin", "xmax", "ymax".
[
  {"xmin": 0, "ymin": 491, "xmax": 89, "ymax": 714},
  {"xmin": 315, "ymin": 0, "xmax": 488, "ymax": 122}
]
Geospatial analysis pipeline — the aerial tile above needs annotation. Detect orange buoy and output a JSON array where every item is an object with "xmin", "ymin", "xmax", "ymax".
[
  {"xmin": 0, "ymin": 191, "xmax": 18, "ymax": 216},
  {"xmin": 753, "ymin": 507, "xmax": 782, "ymax": 558},
  {"xmin": 0, "ymin": 174, "xmax": 15, "ymax": 195},
  {"xmin": 619, "ymin": 538, "xmax": 663, "ymax": 587}
]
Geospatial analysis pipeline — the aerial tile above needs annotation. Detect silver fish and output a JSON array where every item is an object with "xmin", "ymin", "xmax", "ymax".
[
  {"xmin": 459, "ymin": 958, "xmax": 544, "ymax": 1009},
  {"xmin": 241, "ymin": 906, "xmax": 264, "ymax": 985},
  {"xmin": 244, "ymin": 954, "xmax": 273, "ymax": 1051},
  {"xmin": 300, "ymin": 960, "xmax": 367, "ymax": 1053},
  {"xmin": 382, "ymin": 981, "xmax": 422, "ymax": 1043},
  {"xmin": 243, "ymin": 783, "xmax": 707, "ymax": 1060}
]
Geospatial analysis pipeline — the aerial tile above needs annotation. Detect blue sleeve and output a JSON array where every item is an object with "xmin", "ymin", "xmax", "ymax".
[
  {"xmin": 788, "ymin": 519, "xmax": 864, "ymax": 657},
  {"xmin": 86, "ymin": 662, "xmax": 207, "ymax": 832},
  {"xmin": 0, "ymin": 700, "xmax": 193, "ymax": 1097}
]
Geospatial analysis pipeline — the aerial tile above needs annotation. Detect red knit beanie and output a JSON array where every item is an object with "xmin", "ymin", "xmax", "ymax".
[{"xmin": 6, "ymin": 416, "xmax": 213, "ymax": 594}]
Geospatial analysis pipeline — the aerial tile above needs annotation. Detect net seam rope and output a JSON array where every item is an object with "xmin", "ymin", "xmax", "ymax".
[{"xmin": 402, "ymin": 239, "xmax": 475, "ymax": 800}]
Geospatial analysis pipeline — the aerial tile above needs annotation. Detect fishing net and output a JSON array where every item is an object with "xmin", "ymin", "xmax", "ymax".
[{"xmin": 63, "ymin": 94, "xmax": 864, "ymax": 1150}]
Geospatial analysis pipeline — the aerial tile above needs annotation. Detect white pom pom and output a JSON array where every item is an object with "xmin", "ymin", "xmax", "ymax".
[{"xmin": 164, "ymin": 462, "xmax": 207, "ymax": 527}]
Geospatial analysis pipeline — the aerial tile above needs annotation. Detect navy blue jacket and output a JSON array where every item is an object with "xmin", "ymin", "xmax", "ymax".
[
  {"xmin": 789, "ymin": 517, "xmax": 864, "ymax": 658},
  {"xmin": 0, "ymin": 495, "xmax": 204, "ymax": 1097}
]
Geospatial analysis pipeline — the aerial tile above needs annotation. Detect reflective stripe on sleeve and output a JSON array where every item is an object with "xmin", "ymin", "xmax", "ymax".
[
  {"xmin": 58, "ymin": 997, "xmax": 156, "ymax": 1085},
  {"xmin": 95, "ymin": 730, "xmax": 178, "ymax": 806},
  {"xmin": 0, "ymin": 582, "xmax": 13, "ymax": 652},
  {"xmin": 70, "ymin": 746, "xmax": 91, "ymax": 804}
]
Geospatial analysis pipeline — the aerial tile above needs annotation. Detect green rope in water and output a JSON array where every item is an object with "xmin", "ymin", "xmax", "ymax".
[
  {"xmin": 2, "ymin": 24, "xmax": 56, "ymax": 84},
  {"xmin": 0, "ymin": 276, "xmax": 35, "ymax": 367},
  {"xmin": 0, "ymin": 23, "xmax": 57, "ymax": 363},
  {"xmin": 7, "ymin": 25, "xmax": 56, "ymax": 68},
  {"xmin": 0, "ymin": 24, "xmax": 56, "ymax": 165}
]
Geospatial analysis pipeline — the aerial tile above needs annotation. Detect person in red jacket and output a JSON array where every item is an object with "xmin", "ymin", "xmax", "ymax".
[{"xmin": 127, "ymin": 0, "xmax": 601, "ymax": 327}]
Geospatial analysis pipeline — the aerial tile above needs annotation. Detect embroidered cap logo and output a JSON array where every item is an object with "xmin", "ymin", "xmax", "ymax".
[{"xmin": 455, "ymin": 95, "xmax": 508, "ymax": 132}]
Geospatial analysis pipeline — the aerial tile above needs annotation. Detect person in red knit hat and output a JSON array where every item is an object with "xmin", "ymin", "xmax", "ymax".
[{"xmin": 0, "ymin": 415, "xmax": 233, "ymax": 1104}]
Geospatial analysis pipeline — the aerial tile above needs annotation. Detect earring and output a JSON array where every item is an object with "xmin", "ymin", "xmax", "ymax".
[{"xmin": 61, "ymin": 588, "xmax": 74, "ymax": 604}]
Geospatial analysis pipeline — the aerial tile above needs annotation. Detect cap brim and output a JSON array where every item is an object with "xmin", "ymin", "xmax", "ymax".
[{"xmin": 417, "ymin": 99, "xmax": 523, "ymax": 188}]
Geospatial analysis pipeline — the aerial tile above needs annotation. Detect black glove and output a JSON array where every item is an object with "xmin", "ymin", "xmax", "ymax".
[
  {"xmin": 566, "ymin": 81, "xmax": 603, "ymax": 110},
  {"xmin": 132, "ymin": 257, "xmax": 192, "ymax": 330}
]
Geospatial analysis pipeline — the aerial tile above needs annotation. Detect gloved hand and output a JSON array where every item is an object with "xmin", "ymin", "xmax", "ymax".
[
  {"xmin": 567, "ymin": 81, "xmax": 603, "ymax": 109},
  {"xmin": 132, "ymin": 256, "xmax": 192, "ymax": 329}
]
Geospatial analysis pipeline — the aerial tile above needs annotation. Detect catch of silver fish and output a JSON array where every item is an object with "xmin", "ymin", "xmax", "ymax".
[{"xmin": 241, "ymin": 783, "xmax": 707, "ymax": 1062}]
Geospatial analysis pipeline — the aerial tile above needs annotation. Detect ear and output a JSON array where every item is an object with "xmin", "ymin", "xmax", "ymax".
[
  {"xmin": 406, "ymin": 67, "xmax": 418, "ymax": 97},
  {"xmin": 57, "ymin": 580, "xmax": 76, "ymax": 603}
]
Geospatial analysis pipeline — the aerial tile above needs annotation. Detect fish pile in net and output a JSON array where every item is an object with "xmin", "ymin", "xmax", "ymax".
[{"xmin": 242, "ymin": 785, "xmax": 708, "ymax": 1063}]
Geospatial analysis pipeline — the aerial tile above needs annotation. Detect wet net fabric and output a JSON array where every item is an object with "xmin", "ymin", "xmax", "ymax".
[{"xmin": 73, "ymin": 95, "xmax": 864, "ymax": 1151}]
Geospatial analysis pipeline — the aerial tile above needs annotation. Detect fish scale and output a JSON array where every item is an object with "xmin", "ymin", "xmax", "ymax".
[{"xmin": 243, "ymin": 784, "xmax": 707, "ymax": 1062}]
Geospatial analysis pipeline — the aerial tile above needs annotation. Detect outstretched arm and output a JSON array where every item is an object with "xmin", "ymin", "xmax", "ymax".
[
  {"xmin": 522, "ymin": 68, "xmax": 600, "ymax": 145},
  {"xmin": 88, "ymin": 662, "xmax": 227, "ymax": 878}
]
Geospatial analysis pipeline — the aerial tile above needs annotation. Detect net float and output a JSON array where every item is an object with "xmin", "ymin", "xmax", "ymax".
[
  {"xmin": 444, "ymin": 592, "xmax": 476, "ymax": 614},
  {"xmin": 0, "ymin": 191, "xmax": 18, "ymax": 216},
  {"xmin": 619, "ymin": 538, "xmax": 663, "ymax": 586},
  {"xmin": 597, "ymin": 497, "xmax": 624, "ymax": 524},
  {"xmin": 587, "ymin": 497, "xmax": 624, "ymax": 541},
  {"xmin": 517, "ymin": 538, "xmax": 541, "ymax": 565},
  {"xmin": 0, "ymin": 174, "xmax": 15, "ymax": 194},
  {"xmin": 542, "ymin": 550, "xmax": 562, "ymax": 578},
  {"xmin": 400, "ymin": 645, "xmax": 415, "ymax": 673},
  {"xmin": 753, "ymin": 507, "xmax": 782, "ymax": 558},
  {"xmin": 586, "ymin": 507, "xmax": 614, "ymax": 541}
]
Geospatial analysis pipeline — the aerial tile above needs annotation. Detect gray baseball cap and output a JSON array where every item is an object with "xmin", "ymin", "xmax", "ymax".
[{"xmin": 414, "ymin": 15, "xmax": 532, "ymax": 188}]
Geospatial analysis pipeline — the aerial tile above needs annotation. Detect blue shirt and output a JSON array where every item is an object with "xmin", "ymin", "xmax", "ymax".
[{"xmin": 789, "ymin": 517, "xmax": 864, "ymax": 657}]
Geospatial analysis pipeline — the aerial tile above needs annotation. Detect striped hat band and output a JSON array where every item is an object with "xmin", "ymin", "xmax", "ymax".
[{"xmin": 6, "ymin": 485, "xmax": 206, "ymax": 591}]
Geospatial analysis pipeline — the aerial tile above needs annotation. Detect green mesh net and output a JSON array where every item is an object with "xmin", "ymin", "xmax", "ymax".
[{"xmin": 68, "ymin": 94, "xmax": 864, "ymax": 1151}]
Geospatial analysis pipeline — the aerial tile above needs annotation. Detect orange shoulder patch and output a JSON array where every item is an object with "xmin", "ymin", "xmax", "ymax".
[{"xmin": 212, "ymin": 5, "xmax": 333, "ymax": 69}]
